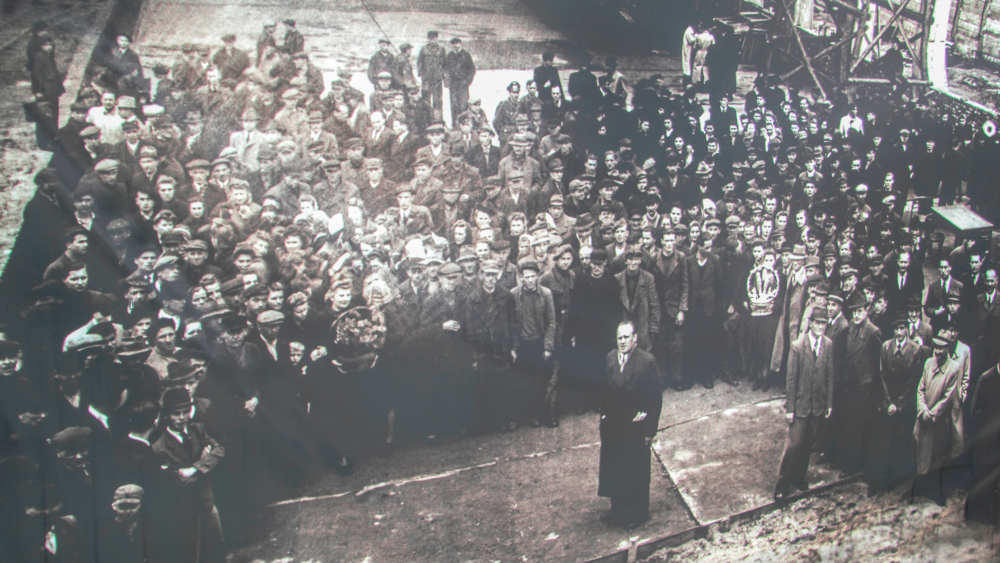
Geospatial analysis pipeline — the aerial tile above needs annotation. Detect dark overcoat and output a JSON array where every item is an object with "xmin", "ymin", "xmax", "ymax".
[{"xmin": 598, "ymin": 348, "xmax": 662, "ymax": 499}]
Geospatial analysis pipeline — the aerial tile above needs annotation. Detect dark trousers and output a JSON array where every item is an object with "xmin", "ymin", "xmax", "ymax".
[
  {"xmin": 776, "ymin": 415, "xmax": 823, "ymax": 494},
  {"xmin": 864, "ymin": 407, "xmax": 917, "ymax": 491},
  {"xmin": 655, "ymin": 322, "xmax": 684, "ymax": 388},
  {"xmin": 515, "ymin": 338, "xmax": 550, "ymax": 422},
  {"xmin": 685, "ymin": 310, "xmax": 719, "ymax": 385},
  {"xmin": 423, "ymin": 79, "xmax": 443, "ymax": 112},
  {"xmin": 449, "ymin": 84, "xmax": 469, "ymax": 124}
]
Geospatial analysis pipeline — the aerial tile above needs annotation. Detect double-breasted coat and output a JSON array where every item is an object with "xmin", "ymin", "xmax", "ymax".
[{"xmin": 598, "ymin": 348, "xmax": 662, "ymax": 501}]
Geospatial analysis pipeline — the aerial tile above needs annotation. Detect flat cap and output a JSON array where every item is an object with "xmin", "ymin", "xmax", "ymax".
[
  {"xmin": 185, "ymin": 159, "xmax": 211, "ymax": 170},
  {"xmin": 113, "ymin": 484, "xmax": 144, "ymax": 501},
  {"xmin": 51, "ymin": 426, "xmax": 92, "ymax": 450},
  {"xmin": 517, "ymin": 258, "xmax": 540, "ymax": 273},
  {"xmin": 256, "ymin": 309, "xmax": 285, "ymax": 326},
  {"xmin": 439, "ymin": 262, "xmax": 462, "ymax": 277},
  {"xmin": 95, "ymin": 158, "xmax": 119, "ymax": 172},
  {"xmin": 153, "ymin": 254, "xmax": 179, "ymax": 270}
]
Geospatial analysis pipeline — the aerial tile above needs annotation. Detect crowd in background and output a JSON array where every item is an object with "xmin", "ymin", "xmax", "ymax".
[{"xmin": 4, "ymin": 16, "xmax": 1000, "ymax": 562}]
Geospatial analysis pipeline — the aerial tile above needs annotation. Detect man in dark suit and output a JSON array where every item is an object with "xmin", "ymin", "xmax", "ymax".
[
  {"xmin": 775, "ymin": 309, "xmax": 834, "ymax": 499},
  {"xmin": 598, "ymin": 320, "xmax": 662, "ymax": 529},
  {"xmin": 885, "ymin": 250, "xmax": 923, "ymax": 319},
  {"xmin": 212, "ymin": 33, "xmax": 251, "ymax": 82},
  {"xmin": 150, "ymin": 388, "xmax": 225, "ymax": 562},
  {"xmin": 867, "ymin": 316, "xmax": 924, "ymax": 492},
  {"xmin": 568, "ymin": 60, "xmax": 599, "ymax": 110},
  {"xmin": 444, "ymin": 38, "xmax": 476, "ymax": 124},
  {"xmin": 686, "ymin": 239, "xmax": 722, "ymax": 388},
  {"xmin": 832, "ymin": 293, "xmax": 883, "ymax": 474},
  {"xmin": 924, "ymin": 257, "xmax": 964, "ymax": 322},
  {"xmin": 652, "ymin": 229, "xmax": 689, "ymax": 389},
  {"xmin": 533, "ymin": 51, "xmax": 562, "ymax": 102}
]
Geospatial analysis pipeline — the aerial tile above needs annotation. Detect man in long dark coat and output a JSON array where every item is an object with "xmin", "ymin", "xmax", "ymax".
[
  {"xmin": 868, "ymin": 316, "xmax": 923, "ymax": 492},
  {"xmin": 150, "ymin": 388, "xmax": 225, "ymax": 563},
  {"xmin": 965, "ymin": 359, "xmax": 1000, "ymax": 524},
  {"xmin": 567, "ymin": 249, "xmax": 621, "ymax": 410},
  {"xmin": 598, "ymin": 320, "xmax": 662, "ymax": 529},
  {"xmin": 832, "ymin": 293, "xmax": 882, "ymax": 474}
]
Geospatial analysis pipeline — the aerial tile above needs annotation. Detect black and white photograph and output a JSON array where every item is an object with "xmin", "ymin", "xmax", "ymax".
[{"xmin": 1, "ymin": 0, "xmax": 999, "ymax": 560}]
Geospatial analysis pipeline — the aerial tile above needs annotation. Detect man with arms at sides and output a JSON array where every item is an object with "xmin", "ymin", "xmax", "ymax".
[
  {"xmin": 774, "ymin": 308, "xmax": 834, "ymax": 500},
  {"xmin": 597, "ymin": 320, "xmax": 662, "ymax": 529}
]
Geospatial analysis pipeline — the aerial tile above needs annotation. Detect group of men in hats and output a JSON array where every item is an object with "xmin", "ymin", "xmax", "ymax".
[{"xmin": 4, "ymin": 12, "xmax": 1000, "ymax": 558}]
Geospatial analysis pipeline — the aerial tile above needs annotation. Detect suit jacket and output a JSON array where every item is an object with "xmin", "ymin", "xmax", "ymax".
[
  {"xmin": 786, "ymin": 334, "xmax": 835, "ymax": 417},
  {"xmin": 414, "ymin": 143, "xmax": 452, "ymax": 173},
  {"xmin": 533, "ymin": 64, "xmax": 562, "ymax": 101},
  {"xmin": 879, "ymin": 338, "xmax": 923, "ymax": 410},
  {"xmin": 228, "ymin": 129, "xmax": 267, "ymax": 171},
  {"xmin": 686, "ymin": 253, "xmax": 721, "ymax": 317},
  {"xmin": 601, "ymin": 348, "xmax": 662, "ymax": 438},
  {"xmin": 614, "ymin": 269, "xmax": 660, "ymax": 350},
  {"xmin": 509, "ymin": 285, "xmax": 556, "ymax": 353},
  {"xmin": 465, "ymin": 143, "xmax": 501, "ymax": 178},
  {"xmin": 842, "ymin": 319, "xmax": 883, "ymax": 387},
  {"xmin": 924, "ymin": 276, "xmax": 963, "ymax": 318},
  {"xmin": 885, "ymin": 265, "xmax": 924, "ymax": 316},
  {"xmin": 974, "ymin": 291, "xmax": 1000, "ymax": 354},
  {"xmin": 652, "ymin": 251, "xmax": 689, "ymax": 320},
  {"xmin": 150, "ymin": 422, "xmax": 224, "ymax": 500},
  {"xmin": 363, "ymin": 126, "xmax": 395, "ymax": 161}
]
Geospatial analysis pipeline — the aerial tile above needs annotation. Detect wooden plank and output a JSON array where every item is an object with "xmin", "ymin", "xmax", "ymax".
[
  {"xmin": 933, "ymin": 205, "xmax": 995, "ymax": 232},
  {"xmin": 851, "ymin": 0, "xmax": 915, "ymax": 72},
  {"xmin": 778, "ymin": 0, "xmax": 829, "ymax": 98}
]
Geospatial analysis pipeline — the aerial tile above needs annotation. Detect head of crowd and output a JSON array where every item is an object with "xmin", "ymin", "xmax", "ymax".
[{"xmin": 6, "ymin": 18, "xmax": 1000, "ymax": 558}]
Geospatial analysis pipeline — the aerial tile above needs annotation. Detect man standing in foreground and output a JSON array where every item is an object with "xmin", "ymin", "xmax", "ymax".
[
  {"xmin": 774, "ymin": 309, "xmax": 833, "ymax": 500},
  {"xmin": 598, "ymin": 320, "xmax": 662, "ymax": 529}
]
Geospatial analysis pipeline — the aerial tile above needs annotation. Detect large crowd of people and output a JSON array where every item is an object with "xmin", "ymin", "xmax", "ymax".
[{"xmin": 4, "ymin": 14, "xmax": 1000, "ymax": 561}]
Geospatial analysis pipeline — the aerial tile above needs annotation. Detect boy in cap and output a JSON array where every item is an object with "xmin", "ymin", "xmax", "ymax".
[{"xmin": 510, "ymin": 257, "xmax": 557, "ymax": 426}]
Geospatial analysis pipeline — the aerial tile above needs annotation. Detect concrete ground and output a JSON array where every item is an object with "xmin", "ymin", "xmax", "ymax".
[{"xmin": 233, "ymin": 383, "xmax": 806, "ymax": 562}]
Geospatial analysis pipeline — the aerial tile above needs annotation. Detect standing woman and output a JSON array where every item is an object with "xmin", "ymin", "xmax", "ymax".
[{"xmin": 29, "ymin": 34, "xmax": 64, "ymax": 151}]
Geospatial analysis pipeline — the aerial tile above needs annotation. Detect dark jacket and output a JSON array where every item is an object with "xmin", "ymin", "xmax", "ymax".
[
  {"xmin": 785, "ymin": 334, "xmax": 835, "ymax": 417},
  {"xmin": 598, "ymin": 347, "xmax": 662, "ymax": 499}
]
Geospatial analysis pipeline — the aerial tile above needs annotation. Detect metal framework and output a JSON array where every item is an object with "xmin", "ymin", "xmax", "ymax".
[{"xmin": 769, "ymin": 0, "xmax": 944, "ymax": 97}]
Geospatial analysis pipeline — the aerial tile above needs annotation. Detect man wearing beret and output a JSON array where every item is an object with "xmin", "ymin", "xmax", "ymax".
[
  {"xmin": 510, "ymin": 258, "xmax": 557, "ymax": 426},
  {"xmin": 151, "ymin": 388, "xmax": 225, "ymax": 561}
]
